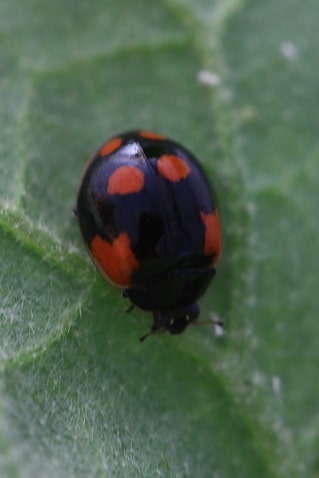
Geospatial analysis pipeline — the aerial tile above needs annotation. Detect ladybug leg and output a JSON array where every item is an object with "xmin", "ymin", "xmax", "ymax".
[
  {"xmin": 125, "ymin": 303, "xmax": 135, "ymax": 313},
  {"xmin": 72, "ymin": 205, "xmax": 78, "ymax": 217},
  {"xmin": 122, "ymin": 290, "xmax": 135, "ymax": 313}
]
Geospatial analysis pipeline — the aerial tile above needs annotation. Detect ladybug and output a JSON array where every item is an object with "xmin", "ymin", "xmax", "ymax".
[{"xmin": 76, "ymin": 130, "xmax": 222, "ymax": 341}]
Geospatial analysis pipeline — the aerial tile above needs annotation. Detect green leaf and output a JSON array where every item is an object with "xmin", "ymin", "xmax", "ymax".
[{"xmin": 0, "ymin": 0, "xmax": 318, "ymax": 477}]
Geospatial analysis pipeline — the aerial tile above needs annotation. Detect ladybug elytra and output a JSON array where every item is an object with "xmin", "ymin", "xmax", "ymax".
[{"xmin": 76, "ymin": 130, "xmax": 222, "ymax": 341}]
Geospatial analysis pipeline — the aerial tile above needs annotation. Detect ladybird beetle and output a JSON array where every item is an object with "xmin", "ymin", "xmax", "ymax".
[{"xmin": 76, "ymin": 130, "xmax": 222, "ymax": 341}]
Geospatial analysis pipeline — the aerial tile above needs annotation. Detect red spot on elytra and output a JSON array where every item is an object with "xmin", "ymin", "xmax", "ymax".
[
  {"xmin": 100, "ymin": 137, "xmax": 122, "ymax": 157},
  {"xmin": 157, "ymin": 155, "xmax": 190, "ymax": 182},
  {"xmin": 91, "ymin": 233, "xmax": 139, "ymax": 287},
  {"xmin": 107, "ymin": 166, "xmax": 144, "ymax": 195},
  {"xmin": 200, "ymin": 211, "xmax": 222, "ymax": 265},
  {"xmin": 139, "ymin": 131, "xmax": 166, "ymax": 140}
]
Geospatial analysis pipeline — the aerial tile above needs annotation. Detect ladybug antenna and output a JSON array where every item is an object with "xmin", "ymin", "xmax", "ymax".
[
  {"xmin": 139, "ymin": 331, "xmax": 152, "ymax": 342},
  {"xmin": 139, "ymin": 325, "xmax": 166, "ymax": 342},
  {"xmin": 192, "ymin": 314, "xmax": 224, "ymax": 335}
]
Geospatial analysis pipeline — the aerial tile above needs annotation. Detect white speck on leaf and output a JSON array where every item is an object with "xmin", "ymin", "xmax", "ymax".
[
  {"xmin": 272, "ymin": 376, "xmax": 282, "ymax": 395},
  {"xmin": 280, "ymin": 41, "xmax": 299, "ymax": 60},
  {"xmin": 197, "ymin": 70, "xmax": 221, "ymax": 86}
]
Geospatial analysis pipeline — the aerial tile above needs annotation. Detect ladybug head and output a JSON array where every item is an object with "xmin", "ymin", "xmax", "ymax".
[{"xmin": 139, "ymin": 303, "xmax": 200, "ymax": 342}]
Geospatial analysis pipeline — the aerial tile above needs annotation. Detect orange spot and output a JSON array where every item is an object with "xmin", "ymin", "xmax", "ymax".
[
  {"xmin": 107, "ymin": 166, "xmax": 144, "ymax": 195},
  {"xmin": 139, "ymin": 131, "xmax": 166, "ymax": 140},
  {"xmin": 91, "ymin": 233, "xmax": 139, "ymax": 287},
  {"xmin": 100, "ymin": 137, "xmax": 122, "ymax": 157},
  {"xmin": 200, "ymin": 211, "xmax": 222, "ymax": 265},
  {"xmin": 157, "ymin": 155, "xmax": 191, "ymax": 182}
]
